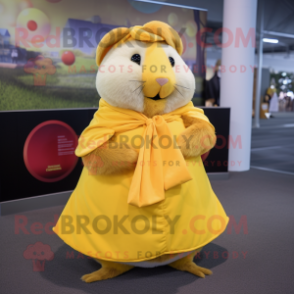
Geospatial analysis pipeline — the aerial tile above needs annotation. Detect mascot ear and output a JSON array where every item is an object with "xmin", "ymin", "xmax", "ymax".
[{"xmin": 96, "ymin": 27, "xmax": 130, "ymax": 66}]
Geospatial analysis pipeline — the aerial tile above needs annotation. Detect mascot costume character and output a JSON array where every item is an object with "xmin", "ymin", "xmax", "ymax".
[{"xmin": 53, "ymin": 21, "xmax": 229, "ymax": 283}]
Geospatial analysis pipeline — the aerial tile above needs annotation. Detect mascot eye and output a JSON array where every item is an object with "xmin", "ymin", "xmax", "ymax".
[
  {"xmin": 169, "ymin": 57, "xmax": 175, "ymax": 67},
  {"xmin": 131, "ymin": 54, "xmax": 141, "ymax": 65}
]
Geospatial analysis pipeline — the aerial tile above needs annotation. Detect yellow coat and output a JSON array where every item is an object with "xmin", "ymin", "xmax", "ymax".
[{"xmin": 53, "ymin": 101, "xmax": 229, "ymax": 262}]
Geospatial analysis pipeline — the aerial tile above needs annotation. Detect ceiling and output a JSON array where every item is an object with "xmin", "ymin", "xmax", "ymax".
[{"xmin": 153, "ymin": 0, "xmax": 294, "ymax": 55}]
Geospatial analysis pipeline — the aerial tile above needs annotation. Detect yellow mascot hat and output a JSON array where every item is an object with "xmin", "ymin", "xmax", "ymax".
[{"xmin": 96, "ymin": 20, "xmax": 183, "ymax": 66}]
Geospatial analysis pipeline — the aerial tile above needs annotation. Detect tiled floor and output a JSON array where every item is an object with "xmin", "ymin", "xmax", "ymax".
[{"xmin": 251, "ymin": 112, "xmax": 294, "ymax": 174}]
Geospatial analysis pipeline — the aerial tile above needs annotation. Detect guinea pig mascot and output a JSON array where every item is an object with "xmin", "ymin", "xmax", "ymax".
[{"xmin": 53, "ymin": 21, "xmax": 229, "ymax": 283}]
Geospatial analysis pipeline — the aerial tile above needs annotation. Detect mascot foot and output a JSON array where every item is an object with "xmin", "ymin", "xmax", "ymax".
[
  {"xmin": 168, "ymin": 250, "xmax": 212, "ymax": 278},
  {"xmin": 81, "ymin": 259, "xmax": 134, "ymax": 283}
]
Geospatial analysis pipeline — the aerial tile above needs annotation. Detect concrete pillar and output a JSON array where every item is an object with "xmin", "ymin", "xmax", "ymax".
[
  {"xmin": 220, "ymin": 0, "xmax": 258, "ymax": 171},
  {"xmin": 253, "ymin": 0, "xmax": 264, "ymax": 128}
]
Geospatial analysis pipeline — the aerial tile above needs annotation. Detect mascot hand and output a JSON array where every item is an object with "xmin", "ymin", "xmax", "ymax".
[
  {"xmin": 82, "ymin": 138, "xmax": 138, "ymax": 175},
  {"xmin": 177, "ymin": 115, "xmax": 216, "ymax": 158}
]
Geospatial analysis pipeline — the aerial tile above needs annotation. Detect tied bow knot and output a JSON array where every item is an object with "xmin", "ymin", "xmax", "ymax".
[
  {"xmin": 145, "ymin": 118, "xmax": 154, "ymax": 126},
  {"xmin": 127, "ymin": 113, "xmax": 192, "ymax": 207}
]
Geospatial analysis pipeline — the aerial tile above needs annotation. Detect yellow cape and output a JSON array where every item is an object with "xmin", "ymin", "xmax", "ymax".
[
  {"xmin": 76, "ymin": 99, "xmax": 211, "ymax": 207},
  {"xmin": 53, "ymin": 100, "xmax": 229, "ymax": 262}
]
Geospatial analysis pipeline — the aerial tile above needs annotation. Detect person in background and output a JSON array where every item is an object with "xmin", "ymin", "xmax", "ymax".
[
  {"xmin": 267, "ymin": 86, "xmax": 279, "ymax": 113},
  {"xmin": 204, "ymin": 59, "xmax": 221, "ymax": 107}
]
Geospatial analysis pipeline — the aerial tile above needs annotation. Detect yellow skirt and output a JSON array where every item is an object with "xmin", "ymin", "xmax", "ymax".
[{"xmin": 53, "ymin": 120, "xmax": 229, "ymax": 262}]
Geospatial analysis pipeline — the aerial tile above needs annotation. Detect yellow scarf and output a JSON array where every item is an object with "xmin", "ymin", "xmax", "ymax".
[{"xmin": 75, "ymin": 99, "xmax": 211, "ymax": 207}]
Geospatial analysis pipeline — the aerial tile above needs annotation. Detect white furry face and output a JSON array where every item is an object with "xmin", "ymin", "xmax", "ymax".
[{"xmin": 96, "ymin": 40, "xmax": 195, "ymax": 114}]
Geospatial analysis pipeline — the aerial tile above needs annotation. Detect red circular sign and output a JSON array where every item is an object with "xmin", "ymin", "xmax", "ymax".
[
  {"xmin": 27, "ymin": 20, "xmax": 37, "ymax": 31},
  {"xmin": 61, "ymin": 51, "xmax": 75, "ymax": 66},
  {"xmin": 23, "ymin": 120, "xmax": 78, "ymax": 182}
]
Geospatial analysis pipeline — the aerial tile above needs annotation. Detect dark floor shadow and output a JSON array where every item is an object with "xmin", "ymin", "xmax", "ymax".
[{"xmin": 40, "ymin": 242, "xmax": 228, "ymax": 294}]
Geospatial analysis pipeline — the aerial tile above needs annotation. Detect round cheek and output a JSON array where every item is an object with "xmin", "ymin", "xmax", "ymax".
[
  {"xmin": 173, "ymin": 69, "xmax": 195, "ymax": 102},
  {"xmin": 186, "ymin": 70, "xmax": 195, "ymax": 88},
  {"xmin": 95, "ymin": 72, "xmax": 103, "ymax": 96},
  {"xmin": 174, "ymin": 63, "xmax": 194, "ymax": 84}
]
